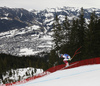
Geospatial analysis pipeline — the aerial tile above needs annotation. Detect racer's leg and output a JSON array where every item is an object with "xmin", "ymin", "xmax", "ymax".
[{"xmin": 63, "ymin": 60, "xmax": 69, "ymax": 67}]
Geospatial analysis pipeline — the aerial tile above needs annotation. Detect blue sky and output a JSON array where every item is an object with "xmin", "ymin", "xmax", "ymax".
[{"xmin": 0, "ymin": 0, "xmax": 100, "ymax": 10}]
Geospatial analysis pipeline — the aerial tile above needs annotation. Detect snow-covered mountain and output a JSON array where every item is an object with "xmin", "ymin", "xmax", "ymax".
[
  {"xmin": 0, "ymin": 7, "xmax": 100, "ymax": 56},
  {"xmin": 0, "ymin": 7, "xmax": 38, "ymax": 32},
  {"xmin": 0, "ymin": 7, "xmax": 53, "ymax": 56},
  {"xmin": 0, "ymin": 26, "xmax": 53, "ymax": 56},
  {"xmin": 34, "ymin": 7, "xmax": 100, "ymax": 31}
]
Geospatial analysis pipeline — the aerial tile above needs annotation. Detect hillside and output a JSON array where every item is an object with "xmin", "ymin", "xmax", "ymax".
[{"xmin": 0, "ymin": 7, "xmax": 100, "ymax": 56}]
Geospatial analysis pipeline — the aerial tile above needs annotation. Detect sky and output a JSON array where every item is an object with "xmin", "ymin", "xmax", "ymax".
[{"xmin": 0, "ymin": 0, "xmax": 100, "ymax": 10}]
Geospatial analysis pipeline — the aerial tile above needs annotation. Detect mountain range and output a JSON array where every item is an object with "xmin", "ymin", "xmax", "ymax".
[{"xmin": 0, "ymin": 6, "xmax": 100, "ymax": 56}]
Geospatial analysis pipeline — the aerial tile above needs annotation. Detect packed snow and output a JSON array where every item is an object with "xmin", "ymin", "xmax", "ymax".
[{"xmin": 16, "ymin": 64, "xmax": 100, "ymax": 86}]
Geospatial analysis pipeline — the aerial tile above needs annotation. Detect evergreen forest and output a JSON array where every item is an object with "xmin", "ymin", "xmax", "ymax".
[{"xmin": 49, "ymin": 8, "xmax": 100, "ymax": 67}]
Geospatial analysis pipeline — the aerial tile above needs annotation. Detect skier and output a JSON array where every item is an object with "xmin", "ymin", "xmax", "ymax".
[
  {"xmin": 59, "ymin": 54, "xmax": 71, "ymax": 67},
  {"xmin": 59, "ymin": 46, "xmax": 82, "ymax": 67}
]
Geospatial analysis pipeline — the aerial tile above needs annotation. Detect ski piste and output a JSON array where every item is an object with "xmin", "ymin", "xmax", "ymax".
[{"xmin": 60, "ymin": 62, "xmax": 79, "ymax": 70}]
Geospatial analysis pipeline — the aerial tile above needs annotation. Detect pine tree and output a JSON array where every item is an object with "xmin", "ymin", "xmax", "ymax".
[
  {"xmin": 48, "ymin": 50, "xmax": 57, "ymax": 67},
  {"xmin": 52, "ymin": 15, "xmax": 63, "ymax": 51},
  {"xmin": 62, "ymin": 15, "xmax": 70, "ymax": 44},
  {"xmin": 34, "ymin": 68, "xmax": 37, "ymax": 73},
  {"xmin": 58, "ymin": 15, "xmax": 71, "ymax": 54},
  {"xmin": 73, "ymin": 8, "xmax": 86, "ymax": 60},
  {"xmin": 78, "ymin": 7, "xmax": 86, "ymax": 47},
  {"xmin": 31, "ymin": 70, "xmax": 34, "ymax": 76},
  {"xmin": 9, "ymin": 70, "xmax": 12, "ymax": 77},
  {"xmin": 69, "ymin": 19, "xmax": 79, "ymax": 56},
  {"xmin": 85, "ymin": 11, "xmax": 98, "ymax": 58},
  {"xmin": 92, "ymin": 18, "xmax": 100, "ymax": 56}
]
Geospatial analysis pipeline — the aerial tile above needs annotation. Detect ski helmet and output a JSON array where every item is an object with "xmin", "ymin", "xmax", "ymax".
[{"xmin": 59, "ymin": 54, "xmax": 63, "ymax": 58}]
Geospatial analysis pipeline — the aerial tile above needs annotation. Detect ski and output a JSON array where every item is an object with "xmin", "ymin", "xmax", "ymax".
[
  {"xmin": 65, "ymin": 62, "xmax": 79, "ymax": 68},
  {"xmin": 60, "ymin": 62, "xmax": 79, "ymax": 70}
]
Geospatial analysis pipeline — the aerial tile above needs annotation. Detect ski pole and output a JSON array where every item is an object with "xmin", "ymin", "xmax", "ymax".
[{"xmin": 70, "ymin": 46, "xmax": 82, "ymax": 60}]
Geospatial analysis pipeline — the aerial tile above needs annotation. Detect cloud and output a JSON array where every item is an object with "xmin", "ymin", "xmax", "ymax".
[{"xmin": 0, "ymin": 0, "xmax": 100, "ymax": 10}]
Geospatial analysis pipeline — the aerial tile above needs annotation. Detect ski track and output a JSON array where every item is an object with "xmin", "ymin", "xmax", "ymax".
[{"xmin": 17, "ymin": 64, "xmax": 100, "ymax": 86}]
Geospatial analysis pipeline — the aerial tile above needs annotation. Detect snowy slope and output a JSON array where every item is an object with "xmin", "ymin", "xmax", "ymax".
[
  {"xmin": 0, "ymin": 67, "xmax": 43, "ymax": 84},
  {"xmin": 16, "ymin": 64, "xmax": 100, "ymax": 86}
]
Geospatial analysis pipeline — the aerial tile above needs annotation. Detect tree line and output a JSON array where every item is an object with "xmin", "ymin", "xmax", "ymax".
[
  {"xmin": 48, "ymin": 8, "xmax": 100, "ymax": 67},
  {"xmin": 0, "ymin": 52, "xmax": 49, "ymax": 81}
]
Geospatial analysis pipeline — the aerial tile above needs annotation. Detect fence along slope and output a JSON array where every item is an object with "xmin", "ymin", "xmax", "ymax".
[{"xmin": 3, "ymin": 57, "xmax": 100, "ymax": 86}]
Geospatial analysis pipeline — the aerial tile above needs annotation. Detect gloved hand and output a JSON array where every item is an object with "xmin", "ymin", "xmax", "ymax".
[{"xmin": 69, "ymin": 59, "xmax": 71, "ymax": 61}]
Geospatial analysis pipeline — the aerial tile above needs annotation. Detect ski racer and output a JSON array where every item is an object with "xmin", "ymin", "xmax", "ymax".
[{"xmin": 59, "ymin": 54, "xmax": 71, "ymax": 67}]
